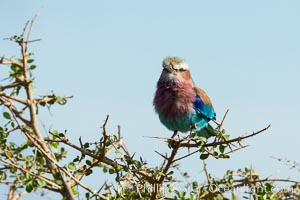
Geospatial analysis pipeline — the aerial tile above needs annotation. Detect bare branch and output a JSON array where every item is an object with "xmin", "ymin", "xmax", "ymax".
[
  {"xmin": 155, "ymin": 150, "xmax": 168, "ymax": 160},
  {"xmin": 35, "ymin": 95, "xmax": 73, "ymax": 106},
  {"xmin": 0, "ymin": 58, "xmax": 23, "ymax": 68},
  {"xmin": 173, "ymin": 149, "xmax": 199, "ymax": 162},
  {"xmin": 0, "ymin": 82, "xmax": 22, "ymax": 91},
  {"xmin": 0, "ymin": 97, "xmax": 31, "ymax": 126},
  {"xmin": 0, "ymin": 92, "xmax": 28, "ymax": 105},
  {"xmin": 25, "ymin": 12, "xmax": 40, "ymax": 52},
  {"xmin": 45, "ymin": 135, "xmax": 117, "ymax": 167},
  {"xmin": 218, "ymin": 109, "xmax": 229, "ymax": 131},
  {"xmin": 203, "ymin": 161, "xmax": 211, "ymax": 185},
  {"xmin": 180, "ymin": 125, "xmax": 271, "ymax": 148}
]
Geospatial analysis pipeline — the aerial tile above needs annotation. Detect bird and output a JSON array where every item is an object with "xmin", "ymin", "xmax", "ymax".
[{"xmin": 153, "ymin": 56, "xmax": 216, "ymax": 139}]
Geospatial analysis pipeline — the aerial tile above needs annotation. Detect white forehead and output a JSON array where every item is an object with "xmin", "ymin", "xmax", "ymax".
[
  {"xmin": 162, "ymin": 57, "xmax": 189, "ymax": 70},
  {"xmin": 176, "ymin": 62, "xmax": 189, "ymax": 70}
]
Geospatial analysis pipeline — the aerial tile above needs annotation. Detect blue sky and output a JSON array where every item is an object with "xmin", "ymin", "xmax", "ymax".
[{"xmin": 1, "ymin": 0, "xmax": 300, "ymax": 199}]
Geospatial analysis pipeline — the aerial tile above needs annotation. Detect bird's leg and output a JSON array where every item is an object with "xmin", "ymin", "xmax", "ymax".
[
  {"xmin": 189, "ymin": 124, "xmax": 198, "ymax": 138},
  {"xmin": 186, "ymin": 124, "xmax": 197, "ymax": 153},
  {"xmin": 168, "ymin": 130, "xmax": 178, "ymax": 148},
  {"xmin": 171, "ymin": 130, "xmax": 178, "ymax": 139}
]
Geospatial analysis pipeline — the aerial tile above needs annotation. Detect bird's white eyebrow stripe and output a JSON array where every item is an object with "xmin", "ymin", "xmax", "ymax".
[{"xmin": 178, "ymin": 63, "xmax": 189, "ymax": 70}]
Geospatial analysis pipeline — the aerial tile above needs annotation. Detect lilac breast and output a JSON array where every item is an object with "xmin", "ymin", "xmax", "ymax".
[{"xmin": 153, "ymin": 80, "xmax": 195, "ymax": 119}]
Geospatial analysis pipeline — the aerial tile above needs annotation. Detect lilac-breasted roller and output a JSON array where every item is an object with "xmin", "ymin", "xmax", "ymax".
[{"xmin": 153, "ymin": 57, "xmax": 216, "ymax": 138}]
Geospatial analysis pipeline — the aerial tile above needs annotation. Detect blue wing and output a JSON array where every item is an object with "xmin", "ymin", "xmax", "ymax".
[
  {"xmin": 193, "ymin": 87, "xmax": 216, "ymax": 120},
  {"xmin": 192, "ymin": 87, "xmax": 217, "ymax": 138}
]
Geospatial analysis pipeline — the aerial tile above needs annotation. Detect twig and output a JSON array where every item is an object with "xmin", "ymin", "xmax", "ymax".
[
  {"xmin": 218, "ymin": 109, "xmax": 229, "ymax": 131},
  {"xmin": 0, "ymin": 98, "xmax": 31, "ymax": 126},
  {"xmin": 203, "ymin": 161, "xmax": 211, "ymax": 185},
  {"xmin": 234, "ymin": 178, "xmax": 300, "ymax": 185},
  {"xmin": 155, "ymin": 151, "xmax": 168, "ymax": 160},
  {"xmin": 101, "ymin": 115, "xmax": 110, "ymax": 158},
  {"xmin": 271, "ymin": 156, "xmax": 300, "ymax": 172},
  {"xmin": 25, "ymin": 12, "xmax": 40, "ymax": 52},
  {"xmin": 23, "ymin": 130, "xmax": 108, "ymax": 199},
  {"xmin": 101, "ymin": 115, "xmax": 110, "ymax": 129},
  {"xmin": 35, "ymin": 95, "xmax": 73, "ymax": 105},
  {"xmin": 173, "ymin": 149, "xmax": 199, "ymax": 162},
  {"xmin": 0, "ymin": 92, "xmax": 28, "ymax": 105},
  {"xmin": 45, "ymin": 136, "xmax": 117, "ymax": 167},
  {"xmin": 21, "ymin": 21, "xmax": 30, "ymax": 38},
  {"xmin": 158, "ymin": 142, "xmax": 180, "ymax": 182},
  {"xmin": 180, "ymin": 125, "xmax": 271, "ymax": 148},
  {"xmin": 225, "ymin": 145, "xmax": 249, "ymax": 155},
  {"xmin": 0, "ymin": 158, "xmax": 61, "ymax": 191},
  {"xmin": 0, "ymin": 58, "xmax": 23, "ymax": 67}
]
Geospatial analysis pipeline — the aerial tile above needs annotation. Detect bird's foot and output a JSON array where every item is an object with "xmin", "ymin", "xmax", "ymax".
[
  {"xmin": 168, "ymin": 140, "xmax": 177, "ymax": 149},
  {"xmin": 168, "ymin": 131, "xmax": 179, "ymax": 148}
]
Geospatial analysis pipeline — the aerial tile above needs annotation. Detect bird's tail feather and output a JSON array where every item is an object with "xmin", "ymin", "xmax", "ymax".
[{"xmin": 196, "ymin": 124, "xmax": 217, "ymax": 138}]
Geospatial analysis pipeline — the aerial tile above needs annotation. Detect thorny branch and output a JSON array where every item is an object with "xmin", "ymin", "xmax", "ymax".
[
  {"xmin": 0, "ymin": 15, "xmax": 77, "ymax": 200},
  {"xmin": 1, "ymin": 15, "xmax": 299, "ymax": 200},
  {"xmin": 180, "ymin": 124, "xmax": 271, "ymax": 148}
]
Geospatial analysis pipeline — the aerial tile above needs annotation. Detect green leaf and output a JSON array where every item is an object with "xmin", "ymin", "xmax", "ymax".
[
  {"xmin": 37, "ymin": 179, "xmax": 46, "ymax": 187},
  {"xmin": 26, "ymin": 183, "xmax": 33, "ymax": 193},
  {"xmin": 16, "ymin": 86, "xmax": 21, "ymax": 95},
  {"xmin": 115, "ymin": 150, "xmax": 122, "ymax": 157},
  {"xmin": 200, "ymin": 154, "xmax": 209, "ymax": 160},
  {"xmin": 133, "ymin": 160, "xmax": 142, "ymax": 168},
  {"xmin": 51, "ymin": 130, "xmax": 59, "ymax": 139},
  {"xmin": 167, "ymin": 171, "xmax": 174, "ymax": 175},
  {"xmin": 55, "ymin": 179, "xmax": 63, "ymax": 185},
  {"xmin": 55, "ymin": 96, "xmax": 67, "ymax": 105},
  {"xmin": 223, "ymin": 134, "xmax": 230, "ymax": 140},
  {"xmin": 86, "ymin": 160, "xmax": 92, "ymax": 166},
  {"xmin": 32, "ymin": 180, "xmax": 38, "ymax": 187},
  {"xmin": 219, "ymin": 145, "xmax": 226, "ymax": 153},
  {"xmin": 3, "ymin": 112, "xmax": 11, "ymax": 120},
  {"xmin": 71, "ymin": 186, "xmax": 79, "ymax": 195},
  {"xmin": 27, "ymin": 59, "xmax": 34, "ymax": 63},
  {"xmin": 29, "ymin": 65, "xmax": 36, "ymax": 70},
  {"xmin": 198, "ymin": 136, "xmax": 207, "ymax": 142},
  {"xmin": 0, "ymin": 171, "xmax": 7, "ymax": 180},
  {"xmin": 50, "ymin": 142, "xmax": 59, "ymax": 149},
  {"xmin": 109, "ymin": 168, "xmax": 115, "ymax": 174},
  {"xmin": 10, "ymin": 121, "xmax": 15, "ymax": 128},
  {"xmin": 9, "ymin": 167, "xmax": 17, "ymax": 173},
  {"xmin": 26, "ymin": 155, "xmax": 34, "ymax": 161},
  {"xmin": 67, "ymin": 162, "xmax": 76, "ymax": 171},
  {"xmin": 192, "ymin": 181, "xmax": 198, "ymax": 189},
  {"xmin": 219, "ymin": 154, "xmax": 230, "ymax": 159},
  {"xmin": 103, "ymin": 167, "xmax": 108, "ymax": 173},
  {"xmin": 85, "ymin": 169, "xmax": 93, "ymax": 176},
  {"xmin": 265, "ymin": 182, "xmax": 273, "ymax": 192},
  {"xmin": 5, "ymin": 151, "xmax": 13, "ymax": 158},
  {"xmin": 25, "ymin": 172, "xmax": 31, "ymax": 179},
  {"xmin": 73, "ymin": 156, "xmax": 80, "ymax": 162},
  {"xmin": 59, "ymin": 133, "xmax": 65, "ymax": 138},
  {"xmin": 116, "ymin": 164, "xmax": 122, "ymax": 171},
  {"xmin": 10, "ymin": 64, "xmax": 20, "ymax": 72},
  {"xmin": 84, "ymin": 143, "xmax": 89, "ymax": 148}
]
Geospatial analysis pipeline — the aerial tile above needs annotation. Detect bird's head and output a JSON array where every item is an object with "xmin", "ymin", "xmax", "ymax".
[{"xmin": 161, "ymin": 56, "xmax": 191, "ymax": 82}]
